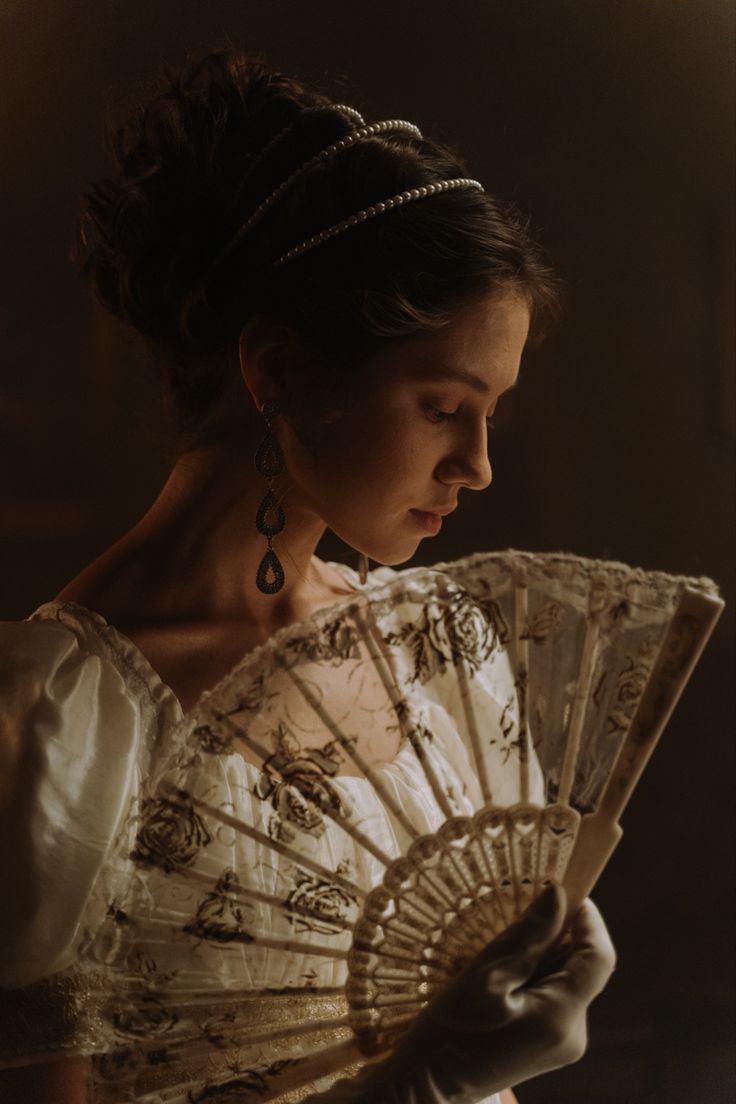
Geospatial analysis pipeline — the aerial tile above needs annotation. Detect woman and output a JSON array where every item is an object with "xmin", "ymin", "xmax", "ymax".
[{"xmin": 0, "ymin": 48, "xmax": 615, "ymax": 1103}]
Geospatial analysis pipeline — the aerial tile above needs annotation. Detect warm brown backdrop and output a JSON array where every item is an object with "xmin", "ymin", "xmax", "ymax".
[{"xmin": 1, "ymin": 2, "xmax": 733, "ymax": 1100}]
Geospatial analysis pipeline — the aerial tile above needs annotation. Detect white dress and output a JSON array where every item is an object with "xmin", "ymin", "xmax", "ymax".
[{"xmin": 0, "ymin": 554, "xmax": 547, "ymax": 1104}]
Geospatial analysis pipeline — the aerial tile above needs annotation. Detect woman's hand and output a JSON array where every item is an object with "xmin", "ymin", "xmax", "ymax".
[
  {"xmin": 309, "ymin": 884, "xmax": 615, "ymax": 1103},
  {"xmin": 384, "ymin": 883, "xmax": 615, "ymax": 1100}
]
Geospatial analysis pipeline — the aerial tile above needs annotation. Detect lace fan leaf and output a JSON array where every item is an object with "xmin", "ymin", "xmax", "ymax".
[{"xmin": 58, "ymin": 550, "xmax": 722, "ymax": 1101}]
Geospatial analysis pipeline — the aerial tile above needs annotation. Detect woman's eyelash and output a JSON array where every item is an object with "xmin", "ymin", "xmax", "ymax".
[{"xmin": 427, "ymin": 408, "xmax": 496, "ymax": 430}]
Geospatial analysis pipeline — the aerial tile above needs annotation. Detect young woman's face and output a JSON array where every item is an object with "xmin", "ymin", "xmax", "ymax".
[{"xmin": 283, "ymin": 289, "xmax": 530, "ymax": 565}]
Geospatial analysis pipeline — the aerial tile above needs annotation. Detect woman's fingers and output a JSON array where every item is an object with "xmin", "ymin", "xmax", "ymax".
[
  {"xmin": 428, "ymin": 887, "xmax": 570, "ymax": 1028},
  {"xmin": 389, "ymin": 890, "xmax": 618, "ymax": 1099},
  {"xmin": 420, "ymin": 887, "xmax": 560, "ymax": 1030},
  {"xmin": 424, "ymin": 888, "xmax": 614, "ymax": 1037},
  {"xmin": 477, "ymin": 885, "xmax": 568, "ymax": 979},
  {"xmin": 532, "ymin": 897, "xmax": 617, "ymax": 1003}
]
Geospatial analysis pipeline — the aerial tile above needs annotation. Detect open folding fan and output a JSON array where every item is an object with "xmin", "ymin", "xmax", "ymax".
[{"xmin": 89, "ymin": 550, "xmax": 723, "ymax": 1103}]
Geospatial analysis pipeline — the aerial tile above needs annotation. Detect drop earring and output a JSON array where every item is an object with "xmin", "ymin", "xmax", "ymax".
[
  {"xmin": 358, "ymin": 552, "xmax": 369, "ymax": 586},
  {"xmin": 254, "ymin": 399, "xmax": 286, "ymax": 594}
]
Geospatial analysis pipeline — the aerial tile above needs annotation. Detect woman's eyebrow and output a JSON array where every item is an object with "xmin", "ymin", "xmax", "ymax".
[
  {"xmin": 414, "ymin": 364, "xmax": 519, "ymax": 396},
  {"xmin": 414, "ymin": 365, "xmax": 491, "ymax": 394}
]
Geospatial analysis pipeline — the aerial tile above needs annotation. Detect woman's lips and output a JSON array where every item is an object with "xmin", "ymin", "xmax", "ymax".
[{"xmin": 409, "ymin": 509, "xmax": 443, "ymax": 535}]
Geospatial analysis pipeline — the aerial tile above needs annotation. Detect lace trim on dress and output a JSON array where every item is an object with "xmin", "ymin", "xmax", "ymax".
[{"xmin": 28, "ymin": 559, "xmax": 375, "ymax": 728}]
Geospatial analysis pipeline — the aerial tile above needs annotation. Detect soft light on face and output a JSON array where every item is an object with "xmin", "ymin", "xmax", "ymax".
[{"xmin": 282, "ymin": 289, "xmax": 531, "ymax": 564}]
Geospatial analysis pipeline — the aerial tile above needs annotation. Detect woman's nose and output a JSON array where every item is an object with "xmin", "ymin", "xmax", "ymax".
[{"xmin": 440, "ymin": 430, "xmax": 493, "ymax": 491}]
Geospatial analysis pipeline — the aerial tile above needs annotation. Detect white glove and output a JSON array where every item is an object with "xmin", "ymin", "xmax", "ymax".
[{"xmin": 307, "ymin": 884, "xmax": 616, "ymax": 1103}]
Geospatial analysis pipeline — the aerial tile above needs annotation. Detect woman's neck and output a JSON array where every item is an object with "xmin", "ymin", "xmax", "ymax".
[{"xmin": 56, "ymin": 440, "xmax": 348, "ymax": 631}]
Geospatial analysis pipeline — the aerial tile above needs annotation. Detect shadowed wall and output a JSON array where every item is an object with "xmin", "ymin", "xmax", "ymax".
[{"xmin": 0, "ymin": 1, "xmax": 733, "ymax": 1100}]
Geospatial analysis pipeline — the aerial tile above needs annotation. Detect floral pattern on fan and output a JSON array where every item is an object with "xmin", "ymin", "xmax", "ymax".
[
  {"xmin": 184, "ymin": 870, "xmax": 256, "ymax": 945},
  {"xmin": 186, "ymin": 1059, "xmax": 302, "ymax": 1103},
  {"xmin": 30, "ymin": 550, "xmax": 721, "ymax": 1104},
  {"xmin": 286, "ymin": 868, "xmax": 358, "ymax": 935},
  {"xmin": 111, "ymin": 994, "xmax": 179, "ymax": 1040},
  {"xmin": 130, "ymin": 789, "xmax": 213, "ymax": 874},
  {"xmin": 385, "ymin": 577, "xmax": 502, "ymax": 679}
]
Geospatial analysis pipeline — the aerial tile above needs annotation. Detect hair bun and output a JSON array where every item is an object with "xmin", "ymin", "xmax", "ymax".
[{"xmin": 71, "ymin": 49, "xmax": 339, "ymax": 353}]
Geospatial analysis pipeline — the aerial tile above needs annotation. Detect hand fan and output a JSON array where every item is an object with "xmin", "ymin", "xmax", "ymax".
[{"xmin": 73, "ymin": 550, "xmax": 722, "ymax": 1104}]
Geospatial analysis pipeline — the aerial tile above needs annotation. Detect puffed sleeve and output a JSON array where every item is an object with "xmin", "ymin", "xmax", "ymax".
[{"xmin": 0, "ymin": 616, "xmax": 142, "ymax": 992}]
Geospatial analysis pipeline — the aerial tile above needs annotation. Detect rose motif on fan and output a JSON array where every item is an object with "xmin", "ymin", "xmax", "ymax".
[
  {"xmin": 258, "ymin": 777, "xmax": 328, "ymax": 843},
  {"xmin": 285, "ymin": 869, "xmax": 357, "ymax": 934},
  {"xmin": 478, "ymin": 596, "xmax": 511, "ymax": 646},
  {"xmin": 187, "ymin": 1060, "xmax": 302, "ymax": 1103},
  {"xmin": 298, "ymin": 615, "xmax": 362, "ymax": 664},
  {"xmin": 521, "ymin": 600, "xmax": 563, "ymax": 644},
  {"xmin": 617, "ymin": 658, "xmax": 649, "ymax": 706},
  {"xmin": 200, "ymin": 1011, "xmax": 239, "ymax": 1049},
  {"xmin": 386, "ymin": 583, "xmax": 501, "ymax": 683},
  {"xmin": 184, "ymin": 869, "xmax": 255, "ymax": 945},
  {"xmin": 256, "ymin": 726, "xmax": 348, "ymax": 842},
  {"xmin": 427, "ymin": 583, "xmax": 498, "ymax": 673},
  {"xmin": 112, "ymin": 994, "xmax": 178, "ymax": 1040},
  {"xmin": 130, "ymin": 790, "xmax": 212, "ymax": 874},
  {"xmin": 604, "ymin": 635, "xmax": 660, "ymax": 737}
]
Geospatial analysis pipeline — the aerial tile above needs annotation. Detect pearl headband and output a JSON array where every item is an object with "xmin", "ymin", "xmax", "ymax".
[
  {"xmin": 216, "ymin": 117, "xmax": 422, "ymax": 266},
  {"xmin": 242, "ymin": 103, "xmax": 366, "ymax": 189},
  {"xmin": 215, "ymin": 105, "xmax": 485, "ymax": 270},
  {"xmin": 272, "ymin": 177, "xmax": 485, "ymax": 267}
]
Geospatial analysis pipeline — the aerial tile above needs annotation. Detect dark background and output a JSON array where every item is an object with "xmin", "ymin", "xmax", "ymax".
[{"xmin": 0, "ymin": 1, "xmax": 733, "ymax": 1100}]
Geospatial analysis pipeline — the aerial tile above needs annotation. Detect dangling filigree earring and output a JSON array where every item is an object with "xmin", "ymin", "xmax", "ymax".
[
  {"xmin": 254, "ymin": 399, "xmax": 286, "ymax": 594},
  {"xmin": 358, "ymin": 552, "xmax": 369, "ymax": 586}
]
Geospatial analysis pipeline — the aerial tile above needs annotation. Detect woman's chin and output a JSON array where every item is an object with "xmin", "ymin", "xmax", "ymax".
[
  {"xmin": 366, "ymin": 542, "xmax": 423, "ymax": 568},
  {"xmin": 341, "ymin": 517, "xmax": 429, "ymax": 568}
]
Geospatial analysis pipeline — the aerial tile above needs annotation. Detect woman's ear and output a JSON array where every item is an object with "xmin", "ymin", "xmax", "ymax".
[{"xmin": 238, "ymin": 316, "xmax": 300, "ymax": 413}]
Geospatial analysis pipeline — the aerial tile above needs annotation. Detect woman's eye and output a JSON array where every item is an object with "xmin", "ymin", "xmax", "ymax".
[
  {"xmin": 426, "ymin": 407, "xmax": 457, "ymax": 424},
  {"xmin": 425, "ymin": 406, "xmax": 496, "ymax": 431}
]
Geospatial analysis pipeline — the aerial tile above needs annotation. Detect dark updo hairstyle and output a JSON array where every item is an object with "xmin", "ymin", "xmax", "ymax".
[{"xmin": 72, "ymin": 46, "xmax": 560, "ymax": 450}]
